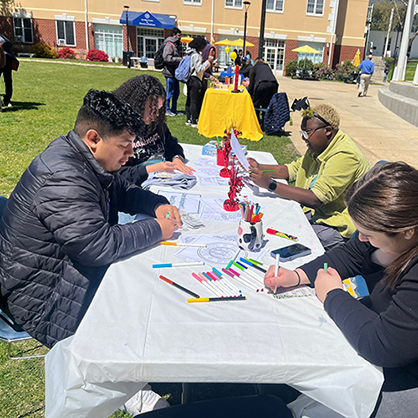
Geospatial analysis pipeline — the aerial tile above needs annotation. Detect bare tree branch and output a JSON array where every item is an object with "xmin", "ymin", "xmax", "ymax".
[{"xmin": 392, "ymin": 0, "xmax": 405, "ymax": 30}]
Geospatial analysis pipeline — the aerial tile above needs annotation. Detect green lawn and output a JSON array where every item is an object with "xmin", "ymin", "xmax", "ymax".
[{"xmin": 0, "ymin": 61, "xmax": 298, "ymax": 417}]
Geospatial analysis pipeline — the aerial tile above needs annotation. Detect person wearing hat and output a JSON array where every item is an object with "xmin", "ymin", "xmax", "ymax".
[
  {"xmin": 358, "ymin": 54, "xmax": 374, "ymax": 97},
  {"xmin": 0, "ymin": 89, "xmax": 180, "ymax": 349},
  {"xmin": 248, "ymin": 104, "xmax": 369, "ymax": 250}
]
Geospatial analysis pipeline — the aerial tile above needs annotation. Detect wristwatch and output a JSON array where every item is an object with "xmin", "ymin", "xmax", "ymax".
[
  {"xmin": 268, "ymin": 180, "xmax": 277, "ymax": 192},
  {"xmin": 172, "ymin": 155, "xmax": 185, "ymax": 163}
]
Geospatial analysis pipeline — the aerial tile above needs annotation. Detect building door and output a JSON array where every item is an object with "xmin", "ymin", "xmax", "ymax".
[
  {"xmin": 137, "ymin": 28, "xmax": 164, "ymax": 60},
  {"xmin": 264, "ymin": 39, "xmax": 285, "ymax": 76},
  {"xmin": 144, "ymin": 37, "xmax": 159, "ymax": 59}
]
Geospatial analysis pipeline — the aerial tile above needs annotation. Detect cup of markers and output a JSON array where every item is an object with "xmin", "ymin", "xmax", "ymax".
[{"xmin": 237, "ymin": 203, "xmax": 264, "ymax": 251}]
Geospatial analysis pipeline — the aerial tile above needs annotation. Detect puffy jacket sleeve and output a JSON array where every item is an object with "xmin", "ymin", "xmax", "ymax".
[{"xmin": 31, "ymin": 170, "xmax": 167, "ymax": 267}]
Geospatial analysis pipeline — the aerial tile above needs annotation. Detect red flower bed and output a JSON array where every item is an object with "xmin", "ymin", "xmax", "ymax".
[{"xmin": 87, "ymin": 49, "xmax": 109, "ymax": 62}]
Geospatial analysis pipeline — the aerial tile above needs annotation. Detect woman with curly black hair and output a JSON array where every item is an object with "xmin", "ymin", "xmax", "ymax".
[
  {"xmin": 113, "ymin": 75, "xmax": 194, "ymax": 186},
  {"xmin": 185, "ymin": 37, "xmax": 214, "ymax": 127}
]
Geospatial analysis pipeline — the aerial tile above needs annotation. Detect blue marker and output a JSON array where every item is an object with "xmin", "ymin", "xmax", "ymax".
[{"xmin": 152, "ymin": 262, "xmax": 205, "ymax": 268}]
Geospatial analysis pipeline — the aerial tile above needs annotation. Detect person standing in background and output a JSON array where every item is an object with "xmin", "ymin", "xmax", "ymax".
[
  {"xmin": 0, "ymin": 35, "xmax": 18, "ymax": 109},
  {"xmin": 162, "ymin": 27, "xmax": 183, "ymax": 116},
  {"xmin": 383, "ymin": 61, "xmax": 390, "ymax": 83},
  {"xmin": 358, "ymin": 54, "xmax": 374, "ymax": 97},
  {"xmin": 248, "ymin": 57, "xmax": 278, "ymax": 129},
  {"xmin": 185, "ymin": 37, "xmax": 214, "ymax": 128}
]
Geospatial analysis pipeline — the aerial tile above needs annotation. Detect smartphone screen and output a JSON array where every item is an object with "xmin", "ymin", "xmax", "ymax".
[{"xmin": 270, "ymin": 244, "xmax": 312, "ymax": 262}]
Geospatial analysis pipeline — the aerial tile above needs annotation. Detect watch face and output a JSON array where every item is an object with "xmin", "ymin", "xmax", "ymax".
[{"xmin": 268, "ymin": 181, "xmax": 277, "ymax": 192}]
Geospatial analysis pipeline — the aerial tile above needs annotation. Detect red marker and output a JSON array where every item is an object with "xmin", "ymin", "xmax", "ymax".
[{"xmin": 159, "ymin": 275, "xmax": 200, "ymax": 298}]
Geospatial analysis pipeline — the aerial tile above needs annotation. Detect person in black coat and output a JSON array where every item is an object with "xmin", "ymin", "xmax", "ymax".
[
  {"xmin": 0, "ymin": 89, "xmax": 180, "ymax": 348},
  {"xmin": 114, "ymin": 75, "xmax": 194, "ymax": 186},
  {"xmin": 248, "ymin": 57, "xmax": 278, "ymax": 129},
  {"xmin": 264, "ymin": 162, "xmax": 418, "ymax": 416}
]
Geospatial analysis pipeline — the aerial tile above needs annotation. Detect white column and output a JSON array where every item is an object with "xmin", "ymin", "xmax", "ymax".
[{"xmin": 393, "ymin": 0, "xmax": 416, "ymax": 81}]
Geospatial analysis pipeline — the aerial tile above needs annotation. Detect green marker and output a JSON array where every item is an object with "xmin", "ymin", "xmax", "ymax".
[
  {"xmin": 324, "ymin": 263, "xmax": 328, "ymax": 274},
  {"xmin": 166, "ymin": 212, "xmax": 170, "ymax": 219}
]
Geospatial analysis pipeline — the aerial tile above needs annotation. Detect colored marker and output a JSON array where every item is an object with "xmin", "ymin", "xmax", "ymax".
[
  {"xmin": 187, "ymin": 296, "xmax": 247, "ymax": 303},
  {"xmin": 160, "ymin": 241, "xmax": 208, "ymax": 248},
  {"xmin": 153, "ymin": 262, "xmax": 205, "ymax": 268},
  {"xmin": 241, "ymin": 258, "xmax": 267, "ymax": 273},
  {"xmin": 166, "ymin": 212, "xmax": 170, "ymax": 218},
  {"xmin": 192, "ymin": 273, "xmax": 215, "ymax": 295},
  {"xmin": 266, "ymin": 228, "xmax": 298, "ymax": 242},
  {"xmin": 248, "ymin": 258, "xmax": 263, "ymax": 266},
  {"xmin": 324, "ymin": 263, "xmax": 328, "ymax": 274},
  {"xmin": 159, "ymin": 275, "xmax": 200, "ymax": 298}
]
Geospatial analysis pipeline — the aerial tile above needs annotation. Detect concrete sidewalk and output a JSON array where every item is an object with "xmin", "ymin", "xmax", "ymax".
[{"xmin": 277, "ymin": 77, "xmax": 418, "ymax": 168}]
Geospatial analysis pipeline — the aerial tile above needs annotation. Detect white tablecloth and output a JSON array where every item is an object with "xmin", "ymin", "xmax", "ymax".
[{"xmin": 45, "ymin": 145, "xmax": 383, "ymax": 418}]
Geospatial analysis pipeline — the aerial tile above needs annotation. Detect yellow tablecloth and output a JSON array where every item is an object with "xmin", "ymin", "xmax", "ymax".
[{"xmin": 198, "ymin": 87, "xmax": 263, "ymax": 141}]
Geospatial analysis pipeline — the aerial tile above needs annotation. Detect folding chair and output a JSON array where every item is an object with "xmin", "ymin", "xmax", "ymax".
[{"xmin": 0, "ymin": 310, "xmax": 44, "ymax": 360}]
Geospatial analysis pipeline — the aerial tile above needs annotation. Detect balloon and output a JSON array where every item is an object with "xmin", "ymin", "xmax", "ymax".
[
  {"xmin": 230, "ymin": 51, "xmax": 237, "ymax": 60},
  {"xmin": 225, "ymin": 47, "xmax": 230, "ymax": 54}
]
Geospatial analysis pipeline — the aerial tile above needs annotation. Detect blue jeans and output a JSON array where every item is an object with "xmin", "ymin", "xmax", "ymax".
[{"xmin": 165, "ymin": 77, "xmax": 180, "ymax": 113}]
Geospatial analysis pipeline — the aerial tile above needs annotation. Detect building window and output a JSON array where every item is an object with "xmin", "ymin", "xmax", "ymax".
[
  {"xmin": 13, "ymin": 13, "xmax": 33, "ymax": 43},
  {"xmin": 184, "ymin": 0, "xmax": 202, "ymax": 4},
  {"xmin": 225, "ymin": 0, "xmax": 243, "ymax": 9},
  {"xmin": 94, "ymin": 25, "xmax": 123, "ymax": 60},
  {"xmin": 296, "ymin": 42, "xmax": 324, "ymax": 64},
  {"xmin": 56, "ymin": 19, "xmax": 76, "ymax": 46},
  {"xmin": 306, "ymin": 0, "xmax": 324, "ymax": 16},
  {"xmin": 267, "ymin": 0, "xmax": 284, "ymax": 13}
]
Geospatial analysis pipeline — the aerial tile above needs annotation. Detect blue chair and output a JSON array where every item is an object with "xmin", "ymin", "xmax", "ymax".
[{"xmin": 0, "ymin": 310, "xmax": 44, "ymax": 360}]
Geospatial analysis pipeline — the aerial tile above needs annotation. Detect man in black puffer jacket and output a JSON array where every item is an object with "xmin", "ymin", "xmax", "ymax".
[{"xmin": 0, "ymin": 89, "xmax": 180, "ymax": 348}]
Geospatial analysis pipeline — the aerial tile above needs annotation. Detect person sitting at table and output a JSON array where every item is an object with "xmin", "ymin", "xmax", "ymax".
[
  {"xmin": 0, "ymin": 89, "xmax": 180, "ymax": 349},
  {"xmin": 239, "ymin": 56, "xmax": 252, "ymax": 78},
  {"xmin": 264, "ymin": 161, "xmax": 418, "ymax": 417},
  {"xmin": 113, "ymin": 75, "xmax": 195, "ymax": 186},
  {"xmin": 248, "ymin": 57, "xmax": 278, "ymax": 129},
  {"xmin": 248, "ymin": 104, "xmax": 369, "ymax": 251},
  {"xmin": 185, "ymin": 36, "xmax": 214, "ymax": 128}
]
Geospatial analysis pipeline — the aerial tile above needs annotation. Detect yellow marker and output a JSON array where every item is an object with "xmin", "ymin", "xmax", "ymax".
[{"xmin": 187, "ymin": 296, "xmax": 247, "ymax": 303}]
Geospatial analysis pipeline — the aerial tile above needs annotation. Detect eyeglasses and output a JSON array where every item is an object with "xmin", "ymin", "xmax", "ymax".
[{"xmin": 300, "ymin": 125, "xmax": 328, "ymax": 140}]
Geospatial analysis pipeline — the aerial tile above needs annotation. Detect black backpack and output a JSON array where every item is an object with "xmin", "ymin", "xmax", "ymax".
[{"xmin": 154, "ymin": 41, "xmax": 174, "ymax": 70}]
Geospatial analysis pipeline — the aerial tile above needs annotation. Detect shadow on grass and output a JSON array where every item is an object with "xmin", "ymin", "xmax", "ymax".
[
  {"xmin": 2, "ymin": 101, "xmax": 46, "ymax": 112},
  {"xmin": 18, "ymin": 407, "xmax": 44, "ymax": 417}
]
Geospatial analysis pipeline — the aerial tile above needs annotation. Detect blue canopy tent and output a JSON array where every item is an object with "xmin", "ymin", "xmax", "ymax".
[{"xmin": 119, "ymin": 11, "xmax": 176, "ymax": 28}]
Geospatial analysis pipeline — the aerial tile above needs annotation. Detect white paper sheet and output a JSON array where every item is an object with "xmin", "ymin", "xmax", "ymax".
[
  {"xmin": 157, "ymin": 190, "xmax": 201, "ymax": 214},
  {"xmin": 174, "ymin": 233, "xmax": 268, "ymax": 266},
  {"xmin": 230, "ymin": 129, "xmax": 249, "ymax": 171}
]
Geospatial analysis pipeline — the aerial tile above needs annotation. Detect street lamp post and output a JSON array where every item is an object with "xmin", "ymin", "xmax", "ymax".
[
  {"xmin": 258, "ymin": 0, "xmax": 267, "ymax": 59},
  {"xmin": 124, "ymin": 5, "xmax": 131, "ymax": 68},
  {"xmin": 243, "ymin": 1, "xmax": 251, "ymax": 58}
]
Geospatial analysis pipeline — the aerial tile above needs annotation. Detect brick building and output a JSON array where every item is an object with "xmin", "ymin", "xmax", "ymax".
[{"xmin": 0, "ymin": 0, "xmax": 369, "ymax": 74}]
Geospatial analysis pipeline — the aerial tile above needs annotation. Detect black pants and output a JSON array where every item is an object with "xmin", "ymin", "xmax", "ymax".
[
  {"xmin": 186, "ymin": 76, "xmax": 203, "ymax": 124},
  {"xmin": 253, "ymin": 81, "xmax": 278, "ymax": 129},
  {"xmin": 0, "ymin": 54, "xmax": 13, "ymax": 105}
]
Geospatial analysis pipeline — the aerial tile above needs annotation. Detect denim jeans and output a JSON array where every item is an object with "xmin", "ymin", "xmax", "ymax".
[{"xmin": 165, "ymin": 77, "xmax": 180, "ymax": 113}]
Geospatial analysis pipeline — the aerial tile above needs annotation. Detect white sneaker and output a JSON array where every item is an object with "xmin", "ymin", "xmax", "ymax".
[{"xmin": 122, "ymin": 384, "xmax": 169, "ymax": 415}]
